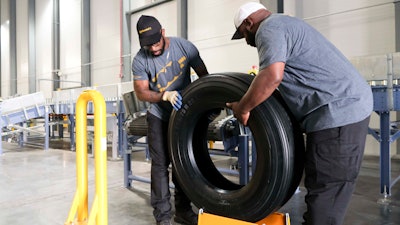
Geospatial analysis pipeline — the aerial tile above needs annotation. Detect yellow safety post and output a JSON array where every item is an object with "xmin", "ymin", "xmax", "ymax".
[
  {"xmin": 208, "ymin": 141, "xmax": 214, "ymax": 149},
  {"xmin": 63, "ymin": 115, "xmax": 69, "ymax": 128},
  {"xmin": 248, "ymin": 65, "xmax": 259, "ymax": 76},
  {"xmin": 65, "ymin": 90, "xmax": 108, "ymax": 225}
]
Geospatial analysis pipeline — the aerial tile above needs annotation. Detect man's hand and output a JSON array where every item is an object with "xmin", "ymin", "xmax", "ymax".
[
  {"xmin": 226, "ymin": 102, "xmax": 250, "ymax": 126},
  {"xmin": 162, "ymin": 91, "xmax": 182, "ymax": 110}
]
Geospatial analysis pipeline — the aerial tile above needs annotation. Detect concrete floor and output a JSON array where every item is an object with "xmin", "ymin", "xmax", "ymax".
[{"xmin": 0, "ymin": 140, "xmax": 400, "ymax": 225}]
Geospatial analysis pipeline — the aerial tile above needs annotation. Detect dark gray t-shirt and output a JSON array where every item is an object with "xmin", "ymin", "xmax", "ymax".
[
  {"xmin": 257, "ymin": 14, "xmax": 373, "ymax": 132},
  {"xmin": 132, "ymin": 37, "xmax": 205, "ymax": 121}
]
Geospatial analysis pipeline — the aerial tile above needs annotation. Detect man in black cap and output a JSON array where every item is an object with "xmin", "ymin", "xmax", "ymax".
[{"xmin": 131, "ymin": 15, "xmax": 209, "ymax": 225}]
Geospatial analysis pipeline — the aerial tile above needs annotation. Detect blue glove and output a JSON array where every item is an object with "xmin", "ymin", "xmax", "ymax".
[{"xmin": 162, "ymin": 91, "xmax": 182, "ymax": 110}]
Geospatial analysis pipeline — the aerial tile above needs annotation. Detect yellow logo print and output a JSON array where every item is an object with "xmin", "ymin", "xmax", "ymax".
[{"xmin": 139, "ymin": 27, "xmax": 152, "ymax": 34}]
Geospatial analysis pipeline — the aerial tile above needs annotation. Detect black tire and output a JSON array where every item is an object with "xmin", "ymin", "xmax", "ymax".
[{"xmin": 168, "ymin": 73, "xmax": 305, "ymax": 222}]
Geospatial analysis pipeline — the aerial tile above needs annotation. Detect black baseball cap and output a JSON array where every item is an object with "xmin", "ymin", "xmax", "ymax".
[{"xmin": 136, "ymin": 15, "xmax": 162, "ymax": 48}]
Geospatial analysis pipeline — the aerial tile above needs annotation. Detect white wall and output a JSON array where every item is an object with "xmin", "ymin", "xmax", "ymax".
[
  {"xmin": 130, "ymin": 0, "xmax": 153, "ymax": 8},
  {"xmin": 91, "ymin": 0, "xmax": 122, "ymax": 85},
  {"xmin": 36, "ymin": 0, "xmax": 53, "ymax": 98},
  {"xmin": 59, "ymin": 0, "xmax": 81, "ymax": 89},
  {"xmin": 1, "ymin": 0, "xmax": 10, "ymax": 97},
  {"xmin": 16, "ymin": 0, "xmax": 29, "ymax": 95},
  {"xmin": 1, "ymin": 0, "xmax": 74, "ymax": 98},
  {"xmin": 188, "ymin": 0, "xmax": 260, "ymax": 74}
]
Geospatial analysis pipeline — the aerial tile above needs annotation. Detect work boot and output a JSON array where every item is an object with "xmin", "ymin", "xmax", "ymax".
[
  {"xmin": 156, "ymin": 219, "xmax": 172, "ymax": 225},
  {"xmin": 174, "ymin": 209, "xmax": 198, "ymax": 225}
]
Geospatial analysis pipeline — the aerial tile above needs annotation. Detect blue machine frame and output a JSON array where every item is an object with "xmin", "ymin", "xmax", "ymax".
[{"xmin": 368, "ymin": 85, "xmax": 400, "ymax": 197}]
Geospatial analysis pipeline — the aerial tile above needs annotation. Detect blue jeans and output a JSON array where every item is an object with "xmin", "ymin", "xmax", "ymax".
[{"xmin": 147, "ymin": 112, "xmax": 192, "ymax": 222}]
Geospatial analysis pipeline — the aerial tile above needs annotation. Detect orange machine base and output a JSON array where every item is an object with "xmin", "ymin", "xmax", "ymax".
[{"xmin": 198, "ymin": 209, "xmax": 290, "ymax": 225}]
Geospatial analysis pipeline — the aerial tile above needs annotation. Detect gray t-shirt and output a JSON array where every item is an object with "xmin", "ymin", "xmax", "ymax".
[
  {"xmin": 256, "ymin": 14, "xmax": 373, "ymax": 132},
  {"xmin": 132, "ymin": 37, "xmax": 205, "ymax": 121}
]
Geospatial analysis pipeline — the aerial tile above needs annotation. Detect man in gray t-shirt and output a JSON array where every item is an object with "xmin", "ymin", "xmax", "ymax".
[
  {"xmin": 132, "ymin": 15, "xmax": 208, "ymax": 225},
  {"xmin": 228, "ymin": 2, "xmax": 372, "ymax": 225}
]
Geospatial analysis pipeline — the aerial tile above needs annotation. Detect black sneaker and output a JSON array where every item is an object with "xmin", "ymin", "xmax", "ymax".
[
  {"xmin": 156, "ymin": 219, "xmax": 172, "ymax": 225},
  {"xmin": 174, "ymin": 210, "xmax": 198, "ymax": 225}
]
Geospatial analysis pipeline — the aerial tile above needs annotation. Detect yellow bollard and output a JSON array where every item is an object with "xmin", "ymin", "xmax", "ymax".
[
  {"xmin": 208, "ymin": 141, "xmax": 214, "ymax": 149},
  {"xmin": 248, "ymin": 65, "xmax": 259, "ymax": 76},
  {"xmin": 65, "ymin": 90, "xmax": 108, "ymax": 225}
]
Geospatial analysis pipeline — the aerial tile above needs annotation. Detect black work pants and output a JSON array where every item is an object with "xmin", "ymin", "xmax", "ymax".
[
  {"xmin": 303, "ymin": 116, "xmax": 370, "ymax": 225},
  {"xmin": 147, "ymin": 112, "xmax": 192, "ymax": 222}
]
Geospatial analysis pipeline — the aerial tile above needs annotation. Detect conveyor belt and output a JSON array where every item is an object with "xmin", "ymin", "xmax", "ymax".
[
  {"xmin": 1, "ymin": 92, "xmax": 47, "ymax": 128},
  {"xmin": 0, "ymin": 92, "xmax": 50, "ymax": 154}
]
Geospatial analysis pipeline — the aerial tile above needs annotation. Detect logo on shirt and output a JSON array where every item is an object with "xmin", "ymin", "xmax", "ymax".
[{"xmin": 153, "ymin": 56, "xmax": 187, "ymax": 92}]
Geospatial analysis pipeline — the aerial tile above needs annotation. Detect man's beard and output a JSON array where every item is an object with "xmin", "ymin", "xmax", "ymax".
[
  {"xmin": 246, "ymin": 32, "xmax": 256, "ymax": 47},
  {"xmin": 151, "ymin": 37, "xmax": 166, "ymax": 57}
]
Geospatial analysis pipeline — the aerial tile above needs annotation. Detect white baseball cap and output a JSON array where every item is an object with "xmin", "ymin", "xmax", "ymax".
[{"xmin": 232, "ymin": 2, "xmax": 267, "ymax": 40}]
